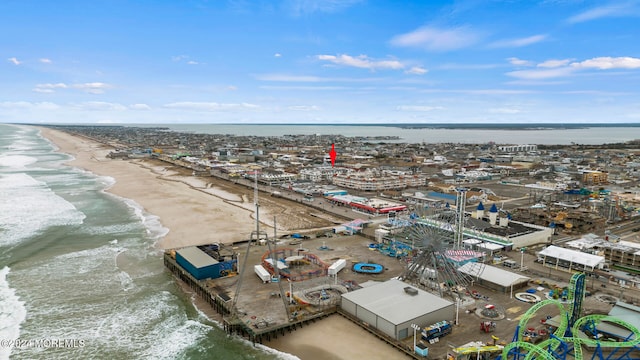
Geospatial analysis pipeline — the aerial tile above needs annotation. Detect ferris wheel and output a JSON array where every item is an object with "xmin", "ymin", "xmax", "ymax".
[{"xmin": 398, "ymin": 205, "xmax": 484, "ymax": 300}]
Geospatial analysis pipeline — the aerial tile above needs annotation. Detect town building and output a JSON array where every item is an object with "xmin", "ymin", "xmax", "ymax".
[
  {"xmin": 332, "ymin": 170, "xmax": 426, "ymax": 191},
  {"xmin": 497, "ymin": 144, "xmax": 538, "ymax": 152}
]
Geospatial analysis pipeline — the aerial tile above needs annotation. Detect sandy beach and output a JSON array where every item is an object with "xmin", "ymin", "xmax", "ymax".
[
  {"xmin": 264, "ymin": 315, "xmax": 406, "ymax": 360},
  {"xmin": 38, "ymin": 127, "xmax": 404, "ymax": 360},
  {"xmin": 39, "ymin": 127, "xmax": 261, "ymax": 249}
]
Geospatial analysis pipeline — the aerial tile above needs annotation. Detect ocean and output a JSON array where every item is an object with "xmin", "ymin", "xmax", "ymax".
[{"xmin": 0, "ymin": 124, "xmax": 285, "ymax": 360}]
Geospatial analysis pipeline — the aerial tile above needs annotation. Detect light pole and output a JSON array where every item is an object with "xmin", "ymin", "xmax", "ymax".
[
  {"xmin": 411, "ymin": 323, "xmax": 420, "ymax": 352},
  {"xmin": 520, "ymin": 247, "xmax": 526, "ymax": 272}
]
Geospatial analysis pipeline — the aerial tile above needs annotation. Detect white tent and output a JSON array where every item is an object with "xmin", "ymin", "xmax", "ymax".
[{"xmin": 537, "ymin": 245, "xmax": 605, "ymax": 271}]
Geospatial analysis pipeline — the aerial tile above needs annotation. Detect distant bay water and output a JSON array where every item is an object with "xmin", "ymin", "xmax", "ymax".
[
  {"xmin": 0, "ymin": 124, "xmax": 286, "ymax": 360},
  {"xmin": 131, "ymin": 123, "xmax": 640, "ymax": 145}
]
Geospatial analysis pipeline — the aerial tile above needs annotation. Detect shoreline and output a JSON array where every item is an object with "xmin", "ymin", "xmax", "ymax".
[
  {"xmin": 37, "ymin": 126, "xmax": 403, "ymax": 360},
  {"xmin": 38, "ymin": 126, "xmax": 259, "ymax": 249}
]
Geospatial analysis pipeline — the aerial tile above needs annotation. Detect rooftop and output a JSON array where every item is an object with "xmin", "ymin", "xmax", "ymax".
[
  {"xmin": 176, "ymin": 246, "xmax": 219, "ymax": 268},
  {"xmin": 537, "ymin": 245, "xmax": 605, "ymax": 268},
  {"xmin": 457, "ymin": 262, "xmax": 530, "ymax": 287},
  {"xmin": 341, "ymin": 279, "xmax": 453, "ymax": 325}
]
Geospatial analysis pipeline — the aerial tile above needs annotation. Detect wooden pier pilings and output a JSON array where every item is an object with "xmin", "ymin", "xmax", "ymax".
[{"xmin": 164, "ymin": 253, "xmax": 231, "ymax": 316}]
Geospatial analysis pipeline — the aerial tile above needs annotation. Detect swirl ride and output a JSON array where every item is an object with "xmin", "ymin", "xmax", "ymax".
[{"xmin": 500, "ymin": 273, "xmax": 640, "ymax": 360}]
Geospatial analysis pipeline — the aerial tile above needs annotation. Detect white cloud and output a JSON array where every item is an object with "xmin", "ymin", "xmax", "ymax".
[
  {"xmin": 39, "ymin": 58, "xmax": 52, "ymax": 64},
  {"xmin": 256, "ymin": 73, "xmax": 384, "ymax": 83},
  {"xmin": 288, "ymin": 105, "xmax": 320, "ymax": 111},
  {"xmin": 506, "ymin": 56, "xmax": 640, "ymax": 80},
  {"xmin": 163, "ymin": 102, "xmax": 259, "ymax": 111},
  {"xmin": 396, "ymin": 105, "xmax": 444, "ymax": 111},
  {"xmin": 488, "ymin": 108, "xmax": 521, "ymax": 114},
  {"xmin": 72, "ymin": 82, "xmax": 111, "ymax": 94},
  {"xmin": 33, "ymin": 83, "xmax": 68, "ymax": 93},
  {"xmin": 506, "ymin": 67, "xmax": 576, "ymax": 79},
  {"xmin": 7, "ymin": 57, "xmax": 21, "ymax": 65},
  {"xmin": 420, "ymin": 88, "xmax": 534, "ymax": 95},
  {"xmin": 0, "ymin": 101, "xmax": 33, "ymax": 109},
  {"xmin": 505, "ymin": 80, "xmax": 568, "ymax": 86},
  {"xmin": 489, "ymin": 34, "xmax": 547, "ymax": 48},
  {"xmin": 36, "ymin": 102, "xmax": 60, "ymax": 110},
  {"xmin": 73, "ymin": 101, "xmax": 127, "ymax": 111},
  {"xmin": 274, "ymin": 53, "xmax": 282, "ymax": 58},
  {"xmin": 405, "ymin": 66, "xmax": 428, "ymax": 75},
  {"xmin": 129, "ymin": 103, "xmax": 151, "ymax": 110},
  {"xmin": 439, "ymin": 63, "xmax": 503, "ymax": 70},
  {"xmin": 259, "ymin": 85, "xmax": 346, "ymax": 91},
  {"xmin": 0, "ymin": 101, "xmax": 59, "ymax": 110},
  {"xmin": 172, "ymin": 55, "xmax": 201, "ymax": 65},
  {"xmin": 390, "ymin": 26, "xmax": 481, "ymax": 51},
  {"xmin": 171, "ymin": 55, "xmax": 189, "ymax": 62},
  {"xmin": 32, "ymin": 82, "xmax": 110, "ymax": 94},
  {"xmin": 317, "ymin": 54, "xmax": 404, "ymax": 70},
  {"xmin": 562, "ymin": 90, "xmax": 632, "ymax": 96},
  {"xmin": 508, "ymin": 57, "xmax": 534, "ymax": 66},
  {"xmin": 570, "ymin": 56, "xmax": 640, "ymax": 69},
  {"xmin": 538, "ymin": 59, "xmax": 572, "ymax": 68},
  {"xmin": 567, "ymin": 4, "xmax": 639, "ymax": 23}
]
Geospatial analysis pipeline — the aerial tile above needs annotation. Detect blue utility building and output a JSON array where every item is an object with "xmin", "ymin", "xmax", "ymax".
[{"xmin": 176, "ymin": 246, "xmax": 222, "ymax": 280}]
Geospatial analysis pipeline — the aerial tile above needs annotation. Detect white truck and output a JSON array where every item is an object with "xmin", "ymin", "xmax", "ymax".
[
  {"xmin": 254, "ymin": 264, "xmax": 271, "ymax": 283},
  {"xmin": 328, "ymin": 259, "xmax": 346, "ymax": 276}
]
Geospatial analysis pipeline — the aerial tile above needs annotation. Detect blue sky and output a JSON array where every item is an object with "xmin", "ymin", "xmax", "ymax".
[{"xmin": 2, "ymin": 0, "xmax": 640, "ymax": 124}]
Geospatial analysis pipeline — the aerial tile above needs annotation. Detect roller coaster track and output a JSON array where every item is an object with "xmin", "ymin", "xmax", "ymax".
[{"xmin": 500, "ymin": 273, "xmax": 640, "ymax": 360}]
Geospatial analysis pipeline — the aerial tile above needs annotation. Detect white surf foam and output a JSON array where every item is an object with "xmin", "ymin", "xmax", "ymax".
[
  {"xmin": 0, "ymin": 173, "xmax": 86, "ymax": 247},
  {"xmin": 87, "ymin": 290, "xmax": 211, "ymax": 358},
  {"xmin": 13, "ymin": 242, "xmax": 212, "ymax": 358},
  {"xmin": 138, "ymin": 317, "xmax": 212, "ymax": 359},
  {"xmin": 0, "ymin": 267, "xmax": 27, "ymax": 360},
  {"xmin": 116, "ymin": 196, "xmax": 169, "ymax": 243},
  {"xmin": 0, "ymin": 154, "xmax": 38, "ymax": 168},
  {"xmin": 255, "ymin": 343, "xmax": 301, "ymax": 360}
]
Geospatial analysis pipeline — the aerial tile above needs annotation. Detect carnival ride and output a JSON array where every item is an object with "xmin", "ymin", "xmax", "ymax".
[
  {"xmin": 398, "ymin": 206, "xmax": 480, "ymax": 300},
  {"xmin": 422, "ymin": 320, "xmax": 453, "ymax": 342},
  {"xmin": 260, "ymin": 248, "xmax": 329, "ymax": 282},
  {"xmin": 481, "ymin": 321, "xmax": 497, "ymax": 333},
  {"xmin": 352, "ymin": 262, "xmax": 384, "ymax": 274},
  {"xmin": 451, "ymin": 341, "xmax": 504, "ymax": 360},
  {"xmin": 499, "ymin": 272, "xmax": 640, "ymax": 360}
]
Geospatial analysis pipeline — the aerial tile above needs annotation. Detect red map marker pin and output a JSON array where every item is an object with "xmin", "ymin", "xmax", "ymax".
[{"xmin": 329, "ymin": 143, "xmax": 337, "ymax": 167}]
